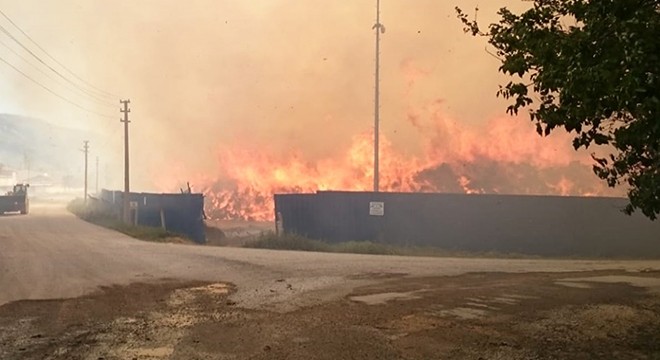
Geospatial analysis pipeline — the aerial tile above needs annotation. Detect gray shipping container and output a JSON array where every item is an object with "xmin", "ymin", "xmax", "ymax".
[{"xmin": 274, "ymin": 191, "xmax": 660, "ymax": 257}]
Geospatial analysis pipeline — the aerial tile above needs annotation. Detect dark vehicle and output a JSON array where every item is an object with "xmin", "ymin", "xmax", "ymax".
[{"xmin": 0, "ymin": 184, "xmax": 29, "ymax": 215}]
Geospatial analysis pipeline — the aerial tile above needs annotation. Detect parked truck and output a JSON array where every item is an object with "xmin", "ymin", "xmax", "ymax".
[{"xmin": 0, "ymin": 183, "xmax": 29, "ymax": 214}]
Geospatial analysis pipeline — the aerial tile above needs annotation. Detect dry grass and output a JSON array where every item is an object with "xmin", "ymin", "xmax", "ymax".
[
  {"xmin": 67, "ymin": 198, "xmax": 189, "ymax": 243},
  {"xmin": 243, "ymin": 231, "xmax": 534, "ymax": 258}
]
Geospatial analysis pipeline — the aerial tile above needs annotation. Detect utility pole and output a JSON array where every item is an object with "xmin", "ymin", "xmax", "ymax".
[
  {"xmin": 23, "ymin": 151, "xmax": 30, "ymax": 184},
  {"xmin": 104, "ymin": 163, "xmax": 109, "ymax": 193},
  {"xmin": 372, "ymin": 0, "xmax": 384, "ymax": 192},
  {"xmin": 95, "ymin": 156, "xmax": 99, "ymax": 194},
  {"xmin": 120, "ymin": 99, "xmax": 131, "ymax": 223},
  {"xmin": 82, "ymin": 140, "xmax": 89, "ymax": 203}
]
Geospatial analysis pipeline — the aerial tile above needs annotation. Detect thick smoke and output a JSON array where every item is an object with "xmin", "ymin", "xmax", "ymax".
[{"xmin": 0, "ymin": 1, "xmax": 622, "ymax": 215}]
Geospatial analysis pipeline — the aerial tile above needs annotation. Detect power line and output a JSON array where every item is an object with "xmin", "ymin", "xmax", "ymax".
[
  {"xmin": 98, "ymin": 124, "xmax": 122, "ymax": 154},
  {"xmin": 0, "ymin": 23, "xmax": 116, "ymax": 107},
  {"xmin": 0, "ymin": 37, "xmax": 114, "ymax": 108},
  {"xmin": 0, "ymin": 8, "xmax": 118, "ymax": 100},
  {"xmin": 0, "ymin": 54, "xmax": 114, "ymax": 119}
]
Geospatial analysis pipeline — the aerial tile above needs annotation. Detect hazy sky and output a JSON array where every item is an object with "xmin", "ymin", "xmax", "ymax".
[{"xmin": 0, "ymin": 0, "xmax": 598, "ymax": 195}]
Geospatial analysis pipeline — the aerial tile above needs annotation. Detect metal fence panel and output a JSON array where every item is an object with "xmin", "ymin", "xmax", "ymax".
[
  {"xmin": 275, "ymin": 191, "xmax": 660, "ymax": 257},
  {"xmin": 100, "ymin": 189, "xmax": 205, "ymax": 243}
]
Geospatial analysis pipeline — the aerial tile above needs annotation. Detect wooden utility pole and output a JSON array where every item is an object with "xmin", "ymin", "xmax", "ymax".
[
  {"xmin": 120, "ymin": 99, "xmax": 131, "ymax": 223},
  {"xmin": 82, "ymin": 140, "xmax": 89, "ymax": 202},
  {"xmin": 95, "ymin": 156, "xmax": 99, "ymax": 194}
]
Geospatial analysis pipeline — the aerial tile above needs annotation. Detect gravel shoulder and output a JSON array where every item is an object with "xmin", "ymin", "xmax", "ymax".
[{"xmin": 1, "ymin": 270, "xmax": 660, "ymax": 359}]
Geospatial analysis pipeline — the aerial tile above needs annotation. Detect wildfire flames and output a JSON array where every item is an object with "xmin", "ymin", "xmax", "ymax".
[{"xmin": 178, "ymin": 105, "xmax": 621, "ymax": 221}]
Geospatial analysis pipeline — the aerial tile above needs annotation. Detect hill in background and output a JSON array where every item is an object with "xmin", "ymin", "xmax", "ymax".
[{"xmin": 0, "ymin": 114, "xmax": 92, "ymax": 187}]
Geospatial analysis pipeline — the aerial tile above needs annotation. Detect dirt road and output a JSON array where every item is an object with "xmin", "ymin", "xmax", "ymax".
[{"xmin": 2, "ymin": 203, "xmax": 660, "ymax": 359}]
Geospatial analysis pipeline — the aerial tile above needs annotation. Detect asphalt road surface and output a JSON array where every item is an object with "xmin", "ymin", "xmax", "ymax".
[
  {"xmin": 2, "ymin": 202, "xmax": 660, "ymax": 311},
  {"xmin": 3, "ymin": 202, "xmax": 660, "ymax": 359}
]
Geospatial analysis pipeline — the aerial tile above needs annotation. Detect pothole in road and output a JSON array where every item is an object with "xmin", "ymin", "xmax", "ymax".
[
  {"xmin": 557, "ymin": 275, "xmax": 660, "ymax": 293},
  {"xmin": 189, "ymin": 283, "xmax": 230, "ymax": 295},
  {"xmin": 91, "ymin": 282, "xmax": 234, "ymax": 359},
  {"xmin": 350, "ymin": 291, "xmax": 422, "ymax": 305},
  {"xmin": 432, "ymin": 306, "xmax": 489, "ymax": 320},
  {"xmin": 168, "ymin": 283, "xmax": 230, "ymax": 307},
  {"xmin": 425, "ymin": 293, "xmax": 539, "ymax": 320},
  {"xmin": 555, "ymin": 281, "xmax": 594, "ymax": 289},
  {"xmin": 125, "ymin": 346, "xmax": 174, "ymax": 358}
]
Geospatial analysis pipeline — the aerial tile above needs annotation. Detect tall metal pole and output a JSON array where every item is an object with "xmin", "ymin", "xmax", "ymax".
[
  {"xmin": 373, "ymin": 0, "xmax": 384, "ymax": 192},
  {"xmin": 120, "ymin": 99, "xmax": 131, "ymax": 223},
  {"xmin": 83, "ymin": 140, "xmax": 89, "ymax": 203}
]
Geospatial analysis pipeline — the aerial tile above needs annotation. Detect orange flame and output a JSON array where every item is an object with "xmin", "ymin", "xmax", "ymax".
[
  {"xmin": 159, "ymin": 107, "xmax": 621, "ymax": 221},
  {"xmin": 199, "ymin": 132, "xmax": 420, "ymax": 220},
  {"xmin": 154, "ymin": 59, "xmax": 622, "ymax": 220}
]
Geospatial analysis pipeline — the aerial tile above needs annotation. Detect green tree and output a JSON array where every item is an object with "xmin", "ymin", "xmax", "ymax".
[{"xmin": 456, "ymin": 0, "xmax": 660, "ymax": 219}]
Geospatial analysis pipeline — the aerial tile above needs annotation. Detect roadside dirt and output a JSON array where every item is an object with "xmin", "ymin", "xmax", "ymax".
[
  {"xmin": 204, "ymin": 220, "xmax": 274, "ymax": 247},
  {"xmin": 1, "ymin": 270, "xmax": 659, "ymax": 359}
]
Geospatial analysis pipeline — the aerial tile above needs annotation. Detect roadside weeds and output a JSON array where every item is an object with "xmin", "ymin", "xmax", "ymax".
[
  {"xmin": 67, "ymin": 198, "xmax": 192, "ymax": 244},
  {"xmin": 242, "ymin": 231, "xmax": 538, "ymax": 259}
]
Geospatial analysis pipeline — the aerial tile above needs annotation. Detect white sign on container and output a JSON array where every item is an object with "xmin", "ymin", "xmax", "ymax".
[{"xmin": 369, "ymin": 201, "xmax": 384, "ymax": 216}]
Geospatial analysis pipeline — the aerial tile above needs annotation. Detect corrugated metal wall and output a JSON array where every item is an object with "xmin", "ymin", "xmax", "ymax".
[
  {"xmin": 275, "ymin": 191, "xmax": 660, "ymax": 257},
  {"xmin": 100, "ymin": 189, "xmax": 206, "ymax": 243}
]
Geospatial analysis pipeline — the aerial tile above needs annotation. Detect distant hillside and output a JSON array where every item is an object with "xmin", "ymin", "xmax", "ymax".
[{"xmin": 0, "ymin": 114, "xmax": 91, "ymax": 177}]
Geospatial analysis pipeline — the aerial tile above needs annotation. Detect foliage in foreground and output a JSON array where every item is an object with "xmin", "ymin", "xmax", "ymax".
[
  {"xmin": 243, "ymin": 231, "xmax": 528, "ymax": 258},
  {"xmin": 67, "ymin": 198, "xmax": 181, "ymax": 242},
  {"xmin": 456, "ymin": 0, "xmax": 660, "ymax": 219}
]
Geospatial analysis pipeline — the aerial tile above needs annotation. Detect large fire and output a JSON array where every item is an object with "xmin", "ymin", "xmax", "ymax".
[{"xmin": 167, "ymin": 105, "xmax": 621, "ymax": 221}]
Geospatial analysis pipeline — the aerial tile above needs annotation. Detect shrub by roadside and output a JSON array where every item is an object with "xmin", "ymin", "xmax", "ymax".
[
  {"xmin": 67, "ymin": 198, "xmax": 190, "ymax": 243},
  {"xmin": 243, "ymin": 231, "xmax": 531, "ymax": 258},
  {"xmin": 244, "ymin": 232, "xmax": 330, "ymax": 252}
]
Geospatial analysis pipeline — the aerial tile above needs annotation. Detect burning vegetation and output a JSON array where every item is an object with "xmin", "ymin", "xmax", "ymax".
[{"xmin": 184, "ymin": 105, "xmax": 621, "ymax": 221}]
